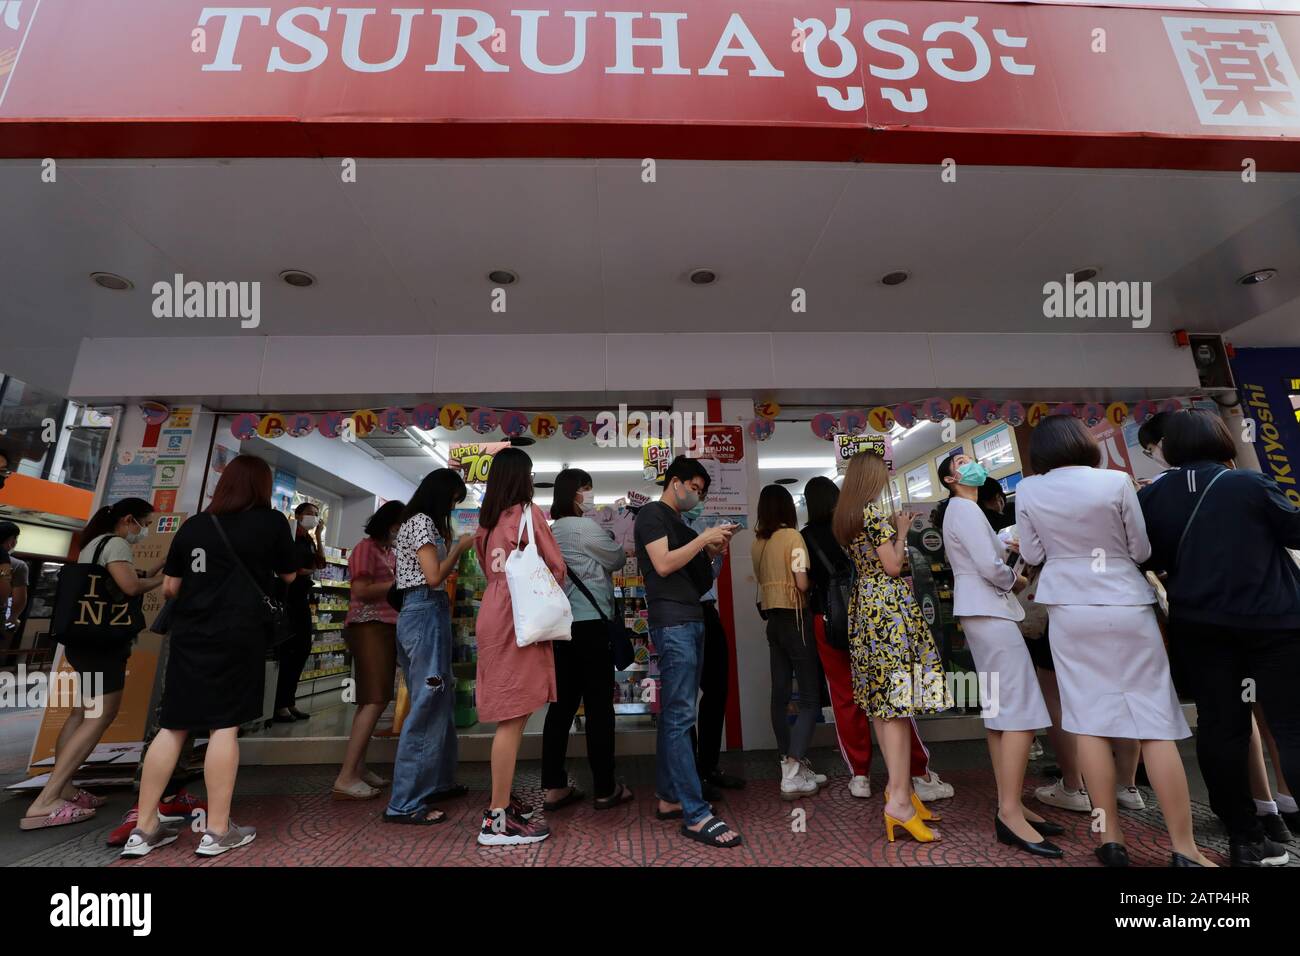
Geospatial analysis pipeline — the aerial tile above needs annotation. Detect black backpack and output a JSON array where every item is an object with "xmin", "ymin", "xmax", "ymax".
[
  {"xmin": 50, "ymin": 537, "xmax": 144, "ymax": 647},
  {"xmin": 806, "ymin": 534, "xmax": 853, "ymax": 651}
]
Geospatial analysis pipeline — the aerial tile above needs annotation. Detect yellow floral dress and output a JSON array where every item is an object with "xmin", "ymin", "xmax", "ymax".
[{"xmin": 847, "ymin": 505, "xmax": 951, "ymax": 719}]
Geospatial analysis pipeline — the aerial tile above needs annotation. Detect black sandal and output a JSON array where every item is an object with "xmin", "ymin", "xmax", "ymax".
[
  {"xmin": 424, "ymin": 785, "xmax": 468, "ymax": 803},
  {"xmin": 655, "ymin": 807, "xmax": 683, "ymax": 820},
  {"xmin": 681, "ymin": 817, "xmax": 743, "ymax": 848},
  {"xmin": 594, "ymin": 782, "xmax": 634, "ymax": 811},
  {"xmin": 383, "ymin": 807, "xmax": 447, "ymax": 825},
  {"xmin": 542, "ymin": 786, "xmax": 586, "ymax": 812}
]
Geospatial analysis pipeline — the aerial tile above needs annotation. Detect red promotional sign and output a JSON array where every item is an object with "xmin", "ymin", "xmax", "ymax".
[
  {"xmin": 1089, "ymin": 420, "xmax": 1134, "ymax": 476},
  {"xmin": 2, "ymin": 1, "xmax": 1299, "ymax": 167}
]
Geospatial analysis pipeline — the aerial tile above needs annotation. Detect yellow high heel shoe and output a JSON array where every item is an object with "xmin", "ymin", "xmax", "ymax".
[
  {"xmin": 885, "ymin": 789, "xmax": 941, "ymax": 822},
  {"xmin": 884, "ymin": 809, "xmax": 940, "ymax": 843}
]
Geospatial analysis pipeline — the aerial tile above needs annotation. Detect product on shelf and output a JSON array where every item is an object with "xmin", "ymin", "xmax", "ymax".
[{"xmin": 451, "ymin": 543, "xmax": 484, "ymax": 727}]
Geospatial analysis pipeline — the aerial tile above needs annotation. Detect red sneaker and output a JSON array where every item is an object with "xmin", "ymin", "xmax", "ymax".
[
  {"xmin": 158, "ymin": 789, "xmax": 206, "ymax": 822},
  {"xmin": 106, "ymin": 807, "xmax": 139, "ymax": 847}
]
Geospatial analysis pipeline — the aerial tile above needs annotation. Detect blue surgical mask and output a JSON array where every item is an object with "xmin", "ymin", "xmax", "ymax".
[
  {"xmin": 957, "ymin": 461, "xmax": 989, "ymax": 487},
  {"xmin": 684, "ymin": 503, "xmax": 704, "ymax": 521}
]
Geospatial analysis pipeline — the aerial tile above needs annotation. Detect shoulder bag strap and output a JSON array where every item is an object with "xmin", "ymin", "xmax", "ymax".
[
  {"xmin": 90, "ymin": 536, "xmax": 114, "ymax": 565},
  {"xmin": 1175, "ymin": 467, "xmax": 1229, "ymax": 566},
  {"xmin": 210, "ymin": 514, "xmax": 272, "ymax": 600},
  {"xmin": 804, "ymin": 532, "xmax": 837, "ymax": 577},
  {"xmin": 564, "ymin": 562, "xmax": 611, "ymax": 623},
  {"xmin": 516, "ymin": 505, "xmax": 532, "ymax": 550}
]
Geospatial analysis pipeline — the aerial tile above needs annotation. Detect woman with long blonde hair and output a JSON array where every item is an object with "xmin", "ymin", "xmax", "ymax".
[{"xmin": 834, "ymin": 452, "xmax": 951, "ymax": 843}]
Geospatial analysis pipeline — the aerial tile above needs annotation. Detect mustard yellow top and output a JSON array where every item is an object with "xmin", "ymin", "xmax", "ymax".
[{"xmin": 751, "ymin": 527, "xmax": 808, "ymax": 611}]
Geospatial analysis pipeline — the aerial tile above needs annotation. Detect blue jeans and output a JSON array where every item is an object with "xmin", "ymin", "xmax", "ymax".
[
  {"xmin": 652, "ymin": 621, "xmax": 710, "ymax": 825},
  {"xmin": 388, "ymin": 587, "xmax": 458, "ymax": 815}
]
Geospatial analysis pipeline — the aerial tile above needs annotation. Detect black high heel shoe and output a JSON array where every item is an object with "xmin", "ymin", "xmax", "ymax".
[
  {"xmin": 1028, "ymin": 818, "xmax": 1065, "ymax": 837},
  {"xmin": 995, "ymin": 813, "xmax": 1064, "ymax": 859},
  {"xmin": 1171, "ymin": 852, "xmax": 1204, "ymax": 867},
  {"xmin": 1095, "ymin": 842, "xmax": 1131, "ymax": 867}
]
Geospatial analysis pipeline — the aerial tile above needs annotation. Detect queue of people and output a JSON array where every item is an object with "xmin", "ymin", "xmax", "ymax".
[{"xmin": 17, "ymin": 406, "xmax": 1298, "ymax": 866}]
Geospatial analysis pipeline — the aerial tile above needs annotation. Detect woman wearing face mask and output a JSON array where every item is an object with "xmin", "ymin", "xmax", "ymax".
[
  {"xmin": 543, "ymin": 468, "xmax": 634, "ymax": 811},
  {"xmin": 21, "ymin": 498, "xmax": 164, "ymax": 830},
  {"xmin": 385, "ymin": 470, "xmax": 474, "ymax": 824},
  {"xmin": 274, "ymin": 502, "xmax": 326, "ymax": 722},
  {"xmin": 333, "ymin": 500, "xmax": 406, "ymax": 800},
  {"xmin": 935, "ymin": 454, "xmax": 1062, "ymax": 858}
]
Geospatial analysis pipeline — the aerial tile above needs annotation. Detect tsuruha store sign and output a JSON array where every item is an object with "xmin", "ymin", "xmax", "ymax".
[{"xmin": 2, "ymin": 1, "xmax": 1299, "ymax": 143}]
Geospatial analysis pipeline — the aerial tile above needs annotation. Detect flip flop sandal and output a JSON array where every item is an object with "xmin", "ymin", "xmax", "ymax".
[
  {"xmin": 543, "ymin": 787, "xmax": 586, "ymax": 812},
  {"xmin": 20, "ymin": 801, "xmax": 97, "ymax": 831},
  {"xmin": 681, "ymin": 818, "xmax": 744, "ymax": 848},
  {"xmin": 382, "ymin": 807, "xmax": 447, "ymax": 825},
  {"xmin": 594, "ymin": 784, "xmax": 635, "ymax": 811},
  {"xmin": 332, "ymin": 781, "xmax": 381, "ymax": 801},
  {"xmin": 361, "ymin": 771, "xmax": 391, "ymax": 788},
  {"xmin": 71, "ymin": 788, "xmax": 107, "ymax": 809}
]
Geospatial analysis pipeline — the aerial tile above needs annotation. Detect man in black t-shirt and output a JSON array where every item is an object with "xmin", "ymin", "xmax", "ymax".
[{"xmin": 633, "ymin": 456, "xmax": 741, "ymax": 848}]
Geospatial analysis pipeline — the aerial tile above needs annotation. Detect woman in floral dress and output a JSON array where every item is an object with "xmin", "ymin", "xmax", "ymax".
[{"xmin": 833, "ymin": 452, "xmax": 951, "ymax": 842}]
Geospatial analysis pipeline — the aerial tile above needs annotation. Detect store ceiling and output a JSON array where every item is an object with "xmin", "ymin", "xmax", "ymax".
[{"xmin": 3, "ymin": 158, "xmax": 1300, "ymax": 397}]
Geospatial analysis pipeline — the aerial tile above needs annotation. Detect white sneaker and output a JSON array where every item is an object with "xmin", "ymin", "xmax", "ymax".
[
  {"xmin": 1028, "ymin": 737, "xmax": 1044, "ymax": 760},
  {"xmin": 801, "ymin": 759, "xmax": 828, "ymax": 786},
  {"xmin": 849, "ymin": 775, "xmax": 872, "ymax": 799},
  {"xmin": 912, "ymin": 771, "xmax": 954, "ymax": 802},
  {"xmin": 780, "ymin": 757, "xmax": 818, "ymax": 800},
  {"xmin": 1035, "ymin": 778, "xmax": 1092, "ymax": 813},
  {"xmin": 1117, "ymin": 785, "xmax": 1147, "ymax": 811}
]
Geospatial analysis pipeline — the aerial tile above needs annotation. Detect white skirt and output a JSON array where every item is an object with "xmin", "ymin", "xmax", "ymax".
[
  {"xmin": 1046, "ymin": 604, "xmax": 1190, "ymax": 740},
  {"xmin": 960, "ymin": 616, "xmax": 1051, "ymax": 732}
]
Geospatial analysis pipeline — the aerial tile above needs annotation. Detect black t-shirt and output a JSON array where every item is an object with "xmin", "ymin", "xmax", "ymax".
[
  {"xmin": 634, "ymin": 501, "xmax": 711, "ymax": 625},
  {"xmin": 800, "ymin": 520, "xmax": 850, "ymax": 605},
  {"xmin": 164, "ymin": 508, "xmax": 297, "ymax": 624},
  {"xmin": 286, "ymin": 533, "xmax": 320, "ymax": 609}
]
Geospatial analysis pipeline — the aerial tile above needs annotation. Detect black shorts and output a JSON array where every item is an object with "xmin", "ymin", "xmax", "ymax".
[
  {"xmin": 1023, "ymin": 625, "xmax": 1055, "ymax": 672},
  {"xmin": 63, "ymin": 641, "xmax": 132, "ymax": 696}
]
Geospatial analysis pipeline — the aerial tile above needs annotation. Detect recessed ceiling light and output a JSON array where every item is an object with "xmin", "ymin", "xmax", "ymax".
[
  {"xmin": 534, "ymin": 480, "xmax": 555, "ymax": 489},
  {"xmin": 508, "ymin": 435, "xmax": 535, "ymax": 447},
  {"xmin": 280, "ymin": 270, "xmax": 316, "ymax": 288},
  {"xmin": 688, "ymin": 268, "xmax": 717, "ymax": 285},
  {"xmin": 488, "ymin": 270, "xmax": 518, "ymax": 285},
  {"xmin": 881, "ymin": 271, "xmax": 909, "ymax": 286},
  {"xmin": 1238, "ymin": 268, "xmax": 1277, "ymax": 286},
  {"xmin": 775, "ymin": 477, "xmax": 798, "ymax": 485},
  {"xmin": 91, "ymin": 272, "xmax": 133, "ymax": 291},
  {"xmin": 1071, "ymin": 266, "xmax": 1100, "ymax": 283}
]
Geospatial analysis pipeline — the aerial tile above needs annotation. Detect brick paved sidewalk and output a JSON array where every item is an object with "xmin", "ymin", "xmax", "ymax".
[{"xmin": 7, "ymin": 743, "xmax": 1291, "ymax": 867}]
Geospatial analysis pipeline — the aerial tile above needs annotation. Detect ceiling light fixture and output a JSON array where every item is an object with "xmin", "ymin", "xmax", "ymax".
[
  {"xmin": 91, "ymin": 272, "xmax": 133, "ymax": 291},
  {"xmin": 1238, "ymin": 268, "xmax": 1278, "ymax": 286},
  {"xmin": 688, "ymin": 268, "xmax": 717, "ymax": 285},
  {"xmin": 881, "ymin": 270, "xmax": 909, "ymax": 286},
  {"xmin": 280, "ymin": 269, "xmax": 316, "ymax": 287},
  {"xmin": 488, "ymin": 269, "xmax": 518, "ymax": 285},
  {"xmin": 1071, "ymin": 266, "xmax": 1100, "ymax": 283}
]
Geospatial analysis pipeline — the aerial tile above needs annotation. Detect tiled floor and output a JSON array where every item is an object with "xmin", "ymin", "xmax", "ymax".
[{"xmin": 6, "ymin": 743, "xmax": 1294, "ymax": 868}]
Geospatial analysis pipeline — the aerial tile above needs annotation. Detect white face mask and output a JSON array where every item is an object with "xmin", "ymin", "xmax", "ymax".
[
  {"xmin": 299, "ymin": 515, "xmax": 319, "ymax": 531},
  {"xmin": 577, "ymin": 491, "xmax": 594, "ymax": 515},
  {"xmin": 125, "ymin": 518, "xmax": 149, "ymax": 544}
]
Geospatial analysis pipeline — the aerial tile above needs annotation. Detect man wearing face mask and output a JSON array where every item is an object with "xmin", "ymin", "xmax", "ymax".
[
  {"xmin": 634, "ymin": 456, "xmax": 743, "ymax": 848},
  {"xmin": 275, "ymin": 502, "xmax": 326, "ymax": 722}
]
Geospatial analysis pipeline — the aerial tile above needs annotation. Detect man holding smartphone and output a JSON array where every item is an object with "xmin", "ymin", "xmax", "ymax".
[{"xmin": 634, "ymin": 455, "xmax": 742, "ymax": 848}]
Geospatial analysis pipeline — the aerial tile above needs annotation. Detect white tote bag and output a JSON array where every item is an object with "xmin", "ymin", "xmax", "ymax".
[{"xmin": 505, "ymin": 506, "xmax": 574, "ymax": 647}]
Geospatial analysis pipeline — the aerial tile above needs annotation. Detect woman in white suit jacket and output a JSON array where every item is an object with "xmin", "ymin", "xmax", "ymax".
[
  {"xmin": 1016, "ymin": 416, "xmax": 1212, "ymax": 867},
  {"xmin": 938, "ymin": 453, "xmax": 1061, "ymax": 858}
]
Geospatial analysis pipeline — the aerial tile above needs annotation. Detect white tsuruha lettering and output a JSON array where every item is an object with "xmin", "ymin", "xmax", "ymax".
[
  {"xmin": 49, "ymin": 886, "xmax": 152, "ymax": 937},
  {"xmin": 198, "ymin": 7, "xmax": 272, "ymax": 71},
  {"xmin": 605, "ymin": 12, "xmax": 691, "ymax": 75},
  {"xmin": 152, "ymin": 274, "xmax": 261, "ymax": 329},
  {"xmin": 1042, "ymin": 274, "xmax": 1152, "ymax": 329},
  {"xmin": 794, "ymin": 8, "xmax": 861, "ymax": 111},
  {"xmin": 339, "ymin": 7, "xmax": 423, "ymax": 73},
  {"xmin": 515, "ymin": 10, "xmax": 596, "ymax": 75},
  {"xmin": 268, "ymin": 6, "xmax": 331, "ymax": 73},
  {"xmin": 426, "ymin": 9, "xmax": 508, "ymax": 73},
  {"xmin": 699, "ymin": 13, "xmax": 782, "ymax": 77},
  {"xmin": 864, "ymin": 19, "xmax": 925, "ymax": 112},
  {"xmin": 923, "ymin": 16, "xmax": 991, "ymax": 83}
]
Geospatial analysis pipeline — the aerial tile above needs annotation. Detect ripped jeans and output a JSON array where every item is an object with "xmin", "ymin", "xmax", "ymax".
[{"xmin": 388, "ymin": 586, "xmax": 458, "ymax": 815}]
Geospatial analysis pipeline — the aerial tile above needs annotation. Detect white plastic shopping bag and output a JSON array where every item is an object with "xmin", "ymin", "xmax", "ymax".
[{"xmin": 506, "ymin": 506, "xmax": 573, "ymax": 647}]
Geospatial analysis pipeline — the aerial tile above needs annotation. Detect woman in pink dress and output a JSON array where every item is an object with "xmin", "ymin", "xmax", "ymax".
[{"xmin": 473, "ymin": 447, "xmax": 565, "ymax": 846}]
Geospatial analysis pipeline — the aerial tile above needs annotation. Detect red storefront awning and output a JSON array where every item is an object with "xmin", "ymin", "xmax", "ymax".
[{"xmin": 2, "ymin": 1, "xmax": 1300, "ymax": 167}]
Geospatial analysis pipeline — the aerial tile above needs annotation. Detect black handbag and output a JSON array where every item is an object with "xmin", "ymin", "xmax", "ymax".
[
  {"xmin": 565, "ymin": 564, "xmax": 635, "ymax": 671},
  {"xmin": 50, "ymin": 537, "xmax": 145, "ymax": 646},
  {"xmin": 806, "ymin": 533, "xmax": 853, "ymax": 651},
  {"xmin": 210, "ymin": 514, "xmax": 294, "ymax": 648},
  {"xmin": 149, "ymin": 597, "xmax": 175, "ymax": 635},
  {"xmin": 386, "ymin": 582, "xmax": 403, "ymax": 612}
]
